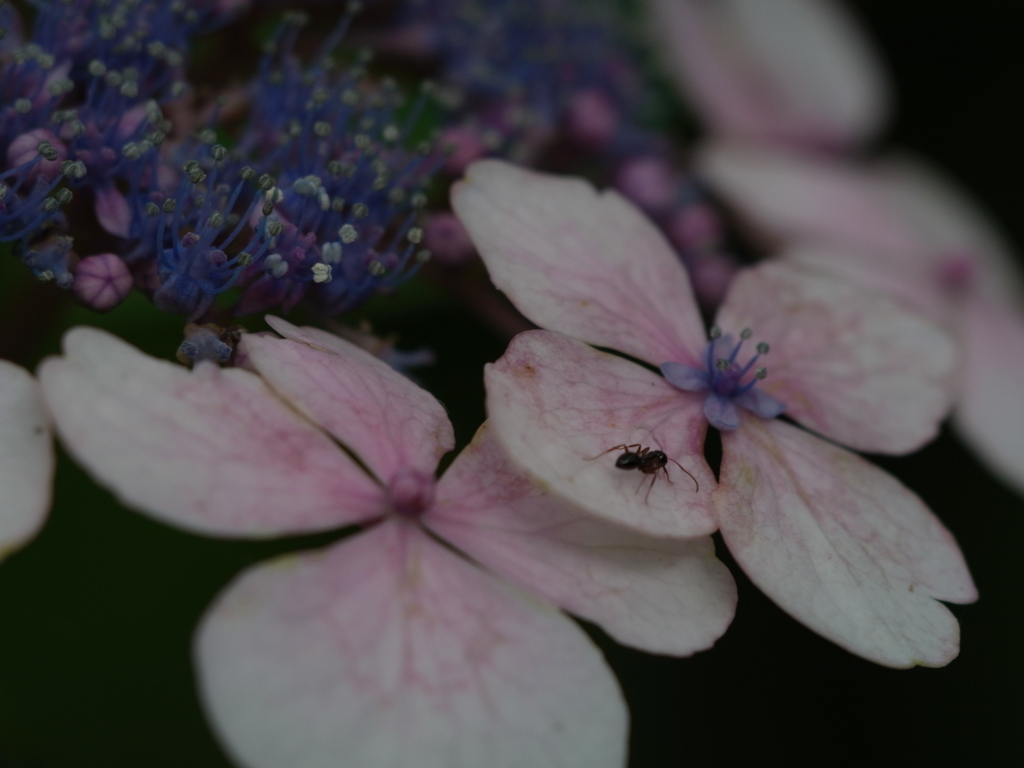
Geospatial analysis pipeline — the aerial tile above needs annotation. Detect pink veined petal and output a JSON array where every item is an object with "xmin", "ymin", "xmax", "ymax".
[
  {"xmin": 780, "ymin": 241, "xmax": 948, "ymax": 324},
  {"xmin": 875, "ymin": 155, "xmax": 1024, "ymax": 311},
  {"xmin": 38, "ymin": 327, "xmax": 383, "ymax": 537},
  {"xmin": 245, "ymin": 318, "xmax": 455, "ymax": 481},
  {"xmin": 196, "ymin": 518, "xmax": 627, "ymax": 768},
  {"xmin": 93, "ymin": 184, "xmax": 133, "ymax": 239},
  {"xmin": 953, "ymin": 298, "xmax": 1024, "ymax": 496},
  {"xmin": 427, "ymin": 423, "xmax": 737, "ymax": 656},
  {"xmin": 0, "ymin": 362, "xmax": 53, "ymax": 560},
  {"xmin": 697, "ymin": 141, "xmax": 923, "ymax": 256},
  {"xmin": 648, "ymin": 0, "xmax": 889, "ymax": 149},
  {"xmin": 485, "ymin": 330, "xmax": 716, "ymax": 537},
  {"xmin": 716, "ymin": 417, "xmax": 975, "ymax": 668},
  {"xmin": 715, "ymin": 262, "xmax": 956, "ymax": 454},
  {"xmin": 452, "ymin": 159, "xmax": 707, "ymax": 366}
]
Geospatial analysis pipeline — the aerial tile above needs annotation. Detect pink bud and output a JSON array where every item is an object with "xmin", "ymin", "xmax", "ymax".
[
  {"xmin": 615, "ymin": 156, "xmax": 677, "ymax": 215},
  {"xmin": 424, "ymin": 212, "xmax": 476, "ymax": 266},
  {"xmin": 564, "ymin": 89, "xmax": 620, "ymax": 149},
  {"xmin": 72, "ymin": 253, "xmax": 133, "ymax": 312},
  {"xmin": 689, "ymin": 254, "xmax": 738, "ymax": 309},
  {"xmin": 440, "ymin": 126, "xmax": 487, "ymax": 175},
  {"xmin": 216, "ymin": 0, "xmax": 251, "ymax": 16},
  {"xmin": 94, "ymin": 185, "xmax": 133, "ymax": 238},
  {"xmin": 668, "ymin": 203, "xmax": 723, "ymax": 251},
  {"xmin": 116, "ymin": 104, "xmax": 149, "ymax": 140}
]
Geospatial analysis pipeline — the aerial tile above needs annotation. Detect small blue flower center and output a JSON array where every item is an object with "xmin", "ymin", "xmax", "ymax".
[{"xmin": 660, "ymin": 327, "xmax": 786, "ymax": 431}]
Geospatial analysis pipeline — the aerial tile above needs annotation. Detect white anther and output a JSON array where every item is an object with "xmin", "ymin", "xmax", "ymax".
[
  {"xmin": 312, "ymin": 263, "xmax": 332, "ymax": 283},
  {"xmin": 321, "ymin": 242, "xmax": 343, "ymax": 264},
  {"xmin": 338, "ymin": 224, "xmax": 358, "ymax": 243}
]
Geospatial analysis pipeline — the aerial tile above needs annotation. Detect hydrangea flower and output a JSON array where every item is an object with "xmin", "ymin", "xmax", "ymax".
[
  {"xmin": 698, "ymin": 142, "xmax": 1024, "ymax": 496},
  {"xmin": 647, "ymin": 0, "xmax": 889, "ymax": 151},
  {"xmin": 38, "ymin": 318, "xmax": 736, "ymax": 767},
  {"xmin": 0, "ymin": 0, "xmax": 256, "ymax": 313},
  {"xmin": 0, "ymin": 360, "xmax": 53, "ymax": 562},
  {"xmin": 452, "ymin": 160, "xmax": 976, "ymax": 667}
]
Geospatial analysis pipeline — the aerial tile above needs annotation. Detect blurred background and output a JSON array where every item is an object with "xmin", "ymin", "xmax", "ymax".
[{"xmin": 1, "ymin": 2, "xmax": 1022, "ymax": 766}]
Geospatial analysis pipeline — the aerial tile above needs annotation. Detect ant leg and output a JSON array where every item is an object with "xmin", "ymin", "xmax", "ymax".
[
  {"xmin": 585, "ymin": 443, "xmax": 643, "ymax": 461},
  {"xmin": 643, "ymin": 472, "xmax": 658, "ymax": 503},
  {"xmin": 667, "ymin": 457, "xmax": 699, "ymax": 492}
]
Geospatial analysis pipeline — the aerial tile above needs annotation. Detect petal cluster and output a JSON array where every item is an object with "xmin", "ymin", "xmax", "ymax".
[
  {"xmin": 698, "ymin": 141, "xmax": 1024, "ymax": 495},
  {"xmin": 38, "ymin": 320, "xmax": 737, "ymax": 765},
  {"xmin": 454, "ymin": 159, "xmax": 975, "ymax": 667}
]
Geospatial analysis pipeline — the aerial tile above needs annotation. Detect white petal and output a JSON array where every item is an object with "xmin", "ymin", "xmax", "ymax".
[
  {"xmin": 247, "ymin": 319, "xmax": 454, "ymax": 481},
  {"xmin": 485, "ymin": 330, "xmax": 717, "ymax": 537},
  {"xmin": 197, "ymin": 519, "xmax": 627, "ymax": 768},
  {"xmin": 428, "ymin": 423, "xmax": 737, "ymax": 656},
  {"xmin": 0, "ymin": 361, "xmax": 53, "ymax": 559},
  {"xmin": 38, "ymin": 327, "xmax": 382, "ymax": 537},
  {"xmin": 649, "ymin": 0, "xmax": 889, "ymax": 148},
  {"xmin": 715, "ymin": 262, "xmax": 957, "ymax": 454},
  {"xmin": 954, "ymin": 298, "xmax": 1024, "ymax": 496},
  {"xmin": 452, "ymin": 160, "xmax": 707, "ymax": 365},
  {"xmin": 716, "ymin": 417, "xmax": 975, "ymax": 668}
]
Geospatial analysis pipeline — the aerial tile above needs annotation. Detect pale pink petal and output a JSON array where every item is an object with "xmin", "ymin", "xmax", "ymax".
[
  {"xmin": 485, "ymin": 330, "xmax": 716, "ymax": 537},
  {"xmin": 780, "ymin": 241, "xmax": 947, "ymax": 323},
  {"xmin": 699, "ymin": 144, "xmax": 1024, "ymax": 314},
  {"xmin": 715, "ymin": 262, "xmax": 956, "ymax": 454},
  {"xmin": 697, "ymin": 141, "xmax": 922, "ymax": 255},
  {"xmin": 428, "ymin": 423, "xmax": 737, "ymax": 655},
  {"xmin": 452, "ymin": 160, "xmax": 707, "ymax": 366},
  {"xmin": 0, "ymin": 362, "xmax": 53, "ymax": 560},
  {"xmin": 648, "ymin": 0, "xmax": 888, "ymax": 149},
  {"xmin": 953, "ymin": 298, "xmax": 1024, "ymax": 496},
  {"xmin": 38, "ymin": 327, "xmax": 382, "ymax": 537},
  {"xmin": 716, "ymin": 417, "xmax": 975, "ymax": 668},
  {"xmin": 246, "ymin": 318, "xmax": 455, "ymax": 481},
  {"xmin": 876, "ymin": 156, "xmax": 1024, "ymax": 310},
  {"xmin": 197, "ymin": 519, "xmax": 627, "ymax": 768},
  {"xmin": 94, "ymin": 184, "xmax": 133, "ymax": 239}
]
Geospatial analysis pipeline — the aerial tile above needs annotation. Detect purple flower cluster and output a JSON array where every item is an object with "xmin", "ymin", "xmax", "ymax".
[
  {"xmin": 1, "ymin": 0, "xmax": 238, "ymax": 303},
  {"xmin": 2, "ymin": 1, "xmax": 439, "ymax": 321}
]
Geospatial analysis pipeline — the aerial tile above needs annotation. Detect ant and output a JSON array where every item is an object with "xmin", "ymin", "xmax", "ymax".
[{"xmin": 586, "ymin": 444, "xmax": 699, "ymax": 502}]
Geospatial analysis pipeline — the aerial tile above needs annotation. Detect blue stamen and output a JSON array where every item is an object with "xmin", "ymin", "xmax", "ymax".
[{"xmin": 661, "ymin": 328, "xmax": 787, "ymax": 431}]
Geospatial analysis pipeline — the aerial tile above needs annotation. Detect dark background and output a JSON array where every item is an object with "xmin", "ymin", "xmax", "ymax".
[{"xmin": 2, "ymin": 2, "xmax": 1023, "ymax": 766}]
